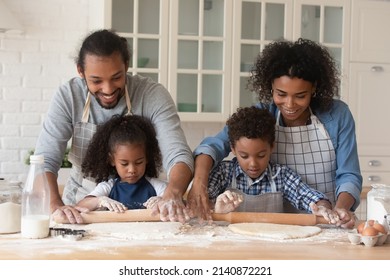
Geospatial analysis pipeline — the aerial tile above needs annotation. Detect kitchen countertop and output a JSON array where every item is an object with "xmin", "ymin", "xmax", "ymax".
[
  {"xmin": 0, "ymin": 186, "xmax": 381, "ymax": 260},
  {"xmin": 1, "ymin": 221, "xmax": 389, "ymax": 260}
]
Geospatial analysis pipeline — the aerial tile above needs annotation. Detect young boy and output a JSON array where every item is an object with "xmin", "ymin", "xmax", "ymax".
[{"xmin": 208, "ymin": 106, "xmax": 337, "ymax": 221}]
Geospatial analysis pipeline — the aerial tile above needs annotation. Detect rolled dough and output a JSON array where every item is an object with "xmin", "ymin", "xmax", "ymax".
[{"xmin": 228, "ymin": 223, "xmax": 321, "ymax": 240}]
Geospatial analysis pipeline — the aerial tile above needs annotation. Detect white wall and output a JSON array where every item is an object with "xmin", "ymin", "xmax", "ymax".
[{"xmin": 0, "ymin": 0, "xmax": 224, "ymax": 182}]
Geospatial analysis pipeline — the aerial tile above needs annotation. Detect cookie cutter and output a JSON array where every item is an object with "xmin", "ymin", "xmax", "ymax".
[{"xmin": 49, "ymin": 227, "xmax": 87, "ymax": 241}]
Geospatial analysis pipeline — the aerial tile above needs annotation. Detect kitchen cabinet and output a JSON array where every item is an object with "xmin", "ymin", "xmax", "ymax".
[
  {"xmin": 350, "ymin": 0, "xmax": 390, "ymax": 63},
  {"xmin": 348, "ymin": 0, "xmax": 390, "ymax": 186},
  {"xmin": 90, "ymin": 0, "xmax": 350, "ymax": 122},
  {"xmin": 349, "ymin": 62, "xmax": 390, "ymax": 186}
]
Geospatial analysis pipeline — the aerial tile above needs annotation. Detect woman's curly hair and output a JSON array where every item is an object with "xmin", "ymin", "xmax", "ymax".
[
  {"xmin": 248, "ymin": 38, "xmax": 340, "ymax": 112},
  {"xmin": 82, "ymin": 114, "xmax": 162, "ymax": 183},
  {"xmin": 227, "ymin": 106, "xmax": 276, "ymax": 148}
]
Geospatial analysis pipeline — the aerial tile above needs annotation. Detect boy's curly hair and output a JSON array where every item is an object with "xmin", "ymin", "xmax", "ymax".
[
  {"xmin": 248, "ymin": 38, "xmax": 340, "ymax": 112},
  {"xmin": 227, "ymin": 106, "xmax": 276, "ymax": 148},
  {"xmin": 82, "ymin": 114, "xmax": 162, "ymax": 183}
]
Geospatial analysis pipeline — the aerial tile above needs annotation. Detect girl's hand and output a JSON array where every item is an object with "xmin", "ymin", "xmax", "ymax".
[
  {"xmin": 214, "ymin": 190, "xmax": 243, "ymax": 214},
  {"xmin": 143, "ymin": 196, "xmax": 163, "ymax": 209},
  {"xmin": 98, "ymin": 196, "xmax": 127, "ymax": 213}
]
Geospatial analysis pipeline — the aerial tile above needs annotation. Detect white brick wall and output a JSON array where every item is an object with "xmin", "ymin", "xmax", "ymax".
[
  {"xmin": 0, "ymin": 0, "xmax": 90, "ymax": 182},
  {"xmin": 0, "ymin": 0, "xmax": 225, "ymax": 183}
]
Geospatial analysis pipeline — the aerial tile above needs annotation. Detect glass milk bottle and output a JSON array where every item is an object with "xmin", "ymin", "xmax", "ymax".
[
  {"xmin": 21, "ymin": 155, "xmax": 50, "ymax": 238},
  {"xmin": 367, "ymin": 184, "xmax": 390, "ymax": 223}
]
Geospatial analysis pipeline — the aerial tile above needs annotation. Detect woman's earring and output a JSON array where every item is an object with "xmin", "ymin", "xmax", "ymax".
[{"xmin": 312, "ymin": 92, "xmax": 317, "ymax": 97}]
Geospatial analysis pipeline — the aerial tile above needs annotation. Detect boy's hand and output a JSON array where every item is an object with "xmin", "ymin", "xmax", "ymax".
[{"xmin": 214, "ymin": 190, "xmax": 243, "ymax": 214}]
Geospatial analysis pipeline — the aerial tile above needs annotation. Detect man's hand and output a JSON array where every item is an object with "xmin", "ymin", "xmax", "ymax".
[
  {"xmin": 149, "ymin": 190, "xmax": 190, "ymax": 223},
  {"xmin": 51, "ymin": 205, "xmax": 89, "ymax": 224}
]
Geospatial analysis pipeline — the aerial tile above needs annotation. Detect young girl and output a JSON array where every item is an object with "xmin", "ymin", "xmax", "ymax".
[{"xmin": 76, "ymin": 114, "xmax": 166, "ymax": 212}]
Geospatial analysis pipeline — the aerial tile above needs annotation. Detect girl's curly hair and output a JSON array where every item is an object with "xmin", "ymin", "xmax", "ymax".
[
  {"xmin": 227, "ymin": 106, "xmax": 276, "ymax": 148},
  {"xmin": 248, "ymin": 38, "xmax": 340, "ymax": 112},
  {"xmin": 82, "ymin": 114, "xmax": 162, "ymax": 183}
]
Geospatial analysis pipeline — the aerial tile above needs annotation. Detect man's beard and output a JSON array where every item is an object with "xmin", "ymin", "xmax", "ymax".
[{"xmin": 93, "ymin": 88, "xmax": 124, "ymax": 109}]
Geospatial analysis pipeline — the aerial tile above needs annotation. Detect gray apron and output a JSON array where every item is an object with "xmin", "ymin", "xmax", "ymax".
[
  {"xmin": 228, "ymin": 164, "xmax": 284, "ymax": 213},
  {"xmin": 63, "ymin": 88, "xmax": 132, "ymax": 205},
  {"xmin": 271, "ymin": 110, "xmax": 336, "ymax": 210}
]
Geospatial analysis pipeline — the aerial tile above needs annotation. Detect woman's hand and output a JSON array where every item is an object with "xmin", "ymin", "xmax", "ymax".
[
  {"xmin": 186, "ymin": 154, "xmax": 215, "ymax": 222},
  {"xmin": 332, "ymin": 207, "xmax": 357, "ymax": 229},
  {"xmin": 214, "ymin": 190, "xmax": 243, "ymax": 214},
  {"xmin": 310, "ymin": 202, "xmax": 340, "ymax": 225},
  {"xmin": 186, "ymin": 179, "xmax": 213, "ymax": 222}
]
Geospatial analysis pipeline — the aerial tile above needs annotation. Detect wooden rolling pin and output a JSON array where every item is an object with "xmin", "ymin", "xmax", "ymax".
[{"xmin": 52, "ymin": 209, "xmax": 328, "ymax": 226}]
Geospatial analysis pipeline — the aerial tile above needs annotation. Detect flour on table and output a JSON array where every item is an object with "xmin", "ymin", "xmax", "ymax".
[
  {"xmin": 228, "ymin": 223, "xmax": 322, "ymax": 240},
  {"xmin": 87, "ymin": 222, "xmax": 183, "ymax": 240}
]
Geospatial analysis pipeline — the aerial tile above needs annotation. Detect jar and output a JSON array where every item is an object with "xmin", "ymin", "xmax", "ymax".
[
  {"xmin": 367, "ymin": 184, "xmax": 390, "ymax": 222},
  {"xmin": 0, "ymin": 180, "xmax": 22, "ymax": 234}
]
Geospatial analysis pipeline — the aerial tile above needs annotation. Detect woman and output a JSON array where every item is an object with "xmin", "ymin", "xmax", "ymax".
[{"xmin": 188, "ymin": 38, "xmax": 362, "ymax": 228}]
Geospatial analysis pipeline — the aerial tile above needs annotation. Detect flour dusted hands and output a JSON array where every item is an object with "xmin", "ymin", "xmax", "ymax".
[
  {"xmin": 148, "ymin": 189, "xmax": 191, "ymax": 223},
  {"xmin": 310, "ymin": 202, "xmax": 340, "ymax": 226},
  {"xmin": 98, "ymin": 196, "xmax": 127, "ymax": 213},
  {"xmin": 214, "ymin": 190, "xmax": 243, "ymax": 214},
  {"xmin": 143, "ymin": 196, "xmax": 162, "ymax": 209}
]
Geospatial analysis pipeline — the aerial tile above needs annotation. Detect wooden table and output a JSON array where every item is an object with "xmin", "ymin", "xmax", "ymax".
[{"xmin": 1, "ymin": 222, "xmax": 389, "ymax": 260}]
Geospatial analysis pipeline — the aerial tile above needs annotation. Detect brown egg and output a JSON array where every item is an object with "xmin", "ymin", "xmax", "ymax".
[
  {"xmin": 357, "ymin": 222, "xmax": 365, "ymax": 234},
  {"xmin": 361, "ymin": 226, "xmax": 379, "ymax": 236},
  {"xmin": 373, "ymin": 222, "xmax": 387, "ymax": 234}
]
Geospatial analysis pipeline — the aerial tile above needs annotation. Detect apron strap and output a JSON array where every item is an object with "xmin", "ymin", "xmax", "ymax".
[
  {"xmin": 268, "ymin": 164, "xmax": 280, "ymax": 192},
  {"xmin": 124, "ymin": 86, "xmax": 132, "ymax": 116},
  {"xmin": 81, "ymin": 92, "xmax": 92, "ymax": 123}
]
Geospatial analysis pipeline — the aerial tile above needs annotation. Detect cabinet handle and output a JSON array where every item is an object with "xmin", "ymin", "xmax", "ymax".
[
  {"xmin": 368, "ymin": 160, "xmax": 381, "ymax": 167},
  {"xmin": 368, "ymin": 176, "xmax": 381, "ymax": 182},
  {"xmin": 371, "ymin": 66, "xmax": 384, "ymax": 72}
]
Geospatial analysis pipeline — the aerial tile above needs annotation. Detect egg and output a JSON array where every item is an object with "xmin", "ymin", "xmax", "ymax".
[
  {"xmin": 361, "ymin": 226, "xmax": 379, "ymax": 236},
  {"xmin": 357, "ymin": 222, "xmax": 365, "ymax": 234},
  {"xmin": 373, "ymin": 222, "xmax": 387, "ymax": 234}
]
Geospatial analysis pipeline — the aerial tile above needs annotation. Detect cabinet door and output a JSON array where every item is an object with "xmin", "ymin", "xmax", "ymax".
[
  {"xmin": 232, "ymin": 0, "xmax": 293, "ymax": 110},
  {"xmin": 359, "ymin": 156, "xmax": 390, "ymax": 186},
  {"xmin": 350, "ymin": 0, "xmax": 390, "ymax": 63},
  {"xmin": 169, "ymin": 0, "xmax": 233, "ymax": 122},
  {"xmin": 349, "ymin": 62, "xmax": 390, "ymax": 156},
  {"xmin": 108, "ymin": 0, "xmax": 169, "ymax": 85},
  {"xmin": 293, "ymin": 0, "xmax": 350, "ymax": 99}
]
